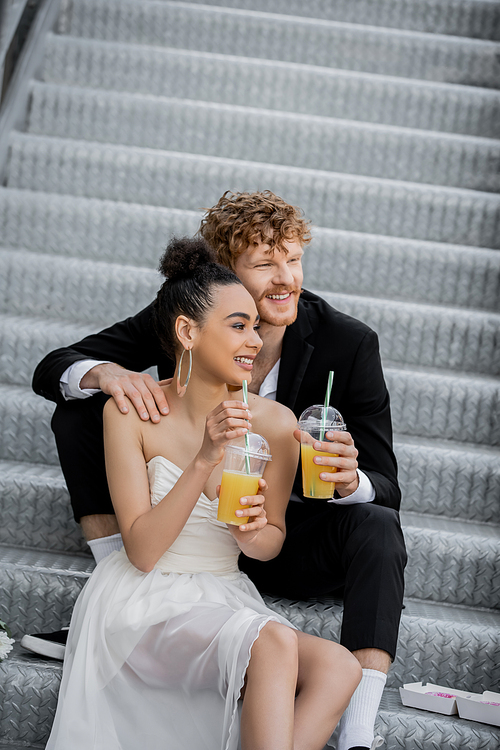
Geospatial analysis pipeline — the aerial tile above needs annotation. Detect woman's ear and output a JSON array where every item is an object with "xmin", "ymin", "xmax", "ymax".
[{"xmin": 175, "ymin": 315, "xmax": 198, "ymax": 349}]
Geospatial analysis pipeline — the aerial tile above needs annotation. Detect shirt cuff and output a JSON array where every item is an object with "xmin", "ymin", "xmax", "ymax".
[
  {"xmin": 59, "ymin": 360, "xmax": 111, "ymax": 400},
  {"xmin": 328, "ymin": 469, "xmax": 376, "ymax": 505}
]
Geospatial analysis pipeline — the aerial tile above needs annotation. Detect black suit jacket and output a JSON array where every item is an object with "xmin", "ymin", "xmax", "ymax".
[{"xmin": 32, "ymin": 289, "xmax": 400, "ymax": 510}]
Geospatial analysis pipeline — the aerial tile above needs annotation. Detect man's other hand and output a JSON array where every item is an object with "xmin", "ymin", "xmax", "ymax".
[{"xmin": 80, "ymin": 363, "xmax": 170, "ymax": 422}]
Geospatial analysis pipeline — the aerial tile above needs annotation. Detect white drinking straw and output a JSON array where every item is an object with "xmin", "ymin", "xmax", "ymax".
[
  {"xmin": 320, "ymin": 371, "xmax": 334, "ymax": 441},
  {"xmin": 242, "ymin": 380, "xmax": 251, "ymax": 474}
]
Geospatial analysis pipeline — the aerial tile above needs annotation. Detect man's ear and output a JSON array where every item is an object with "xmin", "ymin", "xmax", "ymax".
[{"xmin": 175, "ymin": 315, "xmax": 198, "ymax": 349}]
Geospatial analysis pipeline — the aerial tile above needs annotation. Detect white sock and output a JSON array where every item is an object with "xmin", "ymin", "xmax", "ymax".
[
  {"xmin": 88, "ymin": 532, "xmax": 123, "ymax": 564},
  {"xmin": 337, "ymin": 668, "xmax": 387, "ymax": 750}
]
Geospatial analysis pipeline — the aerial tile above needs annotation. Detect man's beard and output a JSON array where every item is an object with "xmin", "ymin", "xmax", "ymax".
[{"xmin": 256, "ymin": 288, "xmax": 301, "ymax": 327}]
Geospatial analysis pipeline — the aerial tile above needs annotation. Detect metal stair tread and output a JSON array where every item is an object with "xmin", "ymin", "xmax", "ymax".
[
  {"xmin": 152, "ymin": 0, "xmax": 500, "ymax": 41},
  {"xmin": 384, "ymin": 362, "xmax": 500, "ymax": 386},
  {"xmin": 80, "ymin": 0, "xmax": 500, "ymax": 49},
  {"xmin": 1, "ymin": 374, "xmax": 498, "ymax": 424},
  {"xmin": 0, "ymin": 544, "xmax": 93, "ymax": 574},
  {"xmin": 400, "ymin": 511, "xmax": 500, "ymax": 540},
  {"xmin": 41, "ymin": 33, "xmax": 500, "ymax": 139},
  {"xmin": 376, "ymin": 687, "xmax": 500, "ymax": 744},
  {"xmin": 394, "ymin": 432, "xmax": 500, "ymax": 457},
  {"xmin": 63, "ymin": 0, "xmax": 500, "ymax": 91},
  {"xmin": 27, "ymin": 82, "xmax": 500, "ymax": 193},
  {"xmin": 324, "ymin": 290, "xmax": 500, "ymax": 324},
  {"xmin": 2, "ymin": 252, "xmax": 499, "ymax": 327},
  {"xmin": 2, "ymin": 189, "xmax": 500, "ymax": 315},
  {"xmin": 11, "ymin": 131, "xmax": 500, "ymax": 201},
  {"xmin": 44, "ymin": 32, "xmax": 500, "ymax": 98},
  {"xmin": 402, "ymin": 596, "xmax": 500, "ymax": 628},
  {"xmin": 7, "ymin": 134, "xmax": 500, "ymax": 247},
  {"xmin": 30, "ymin": 80, "xmax": 500, "ymax": 147},
  {"xmin": 0, "ymin": 457, "xmax": 64, "ymax": 480},
  {"xmin": 2, "ymin": 304, "xmax": 498, "ymax": 385},
  {"xmin": 3, "ymin": 187, "xmax": 500, "ymax": 258},
  {"xmin": 4, "ymin": 593, "xmax": 500, "ymax": 665}
]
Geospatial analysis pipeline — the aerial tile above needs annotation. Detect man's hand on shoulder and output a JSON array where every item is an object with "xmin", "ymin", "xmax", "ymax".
[
  {"xmin": 81, "ymin": 363, "xmax": 170, "ymax": 422},
  {"xmin": 293, "ymin": 428, "xmax": 360, "ymax": 497}
]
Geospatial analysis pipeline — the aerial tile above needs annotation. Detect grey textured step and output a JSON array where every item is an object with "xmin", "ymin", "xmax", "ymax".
[
  {"xmin": 0, "ymin": 645, "xmax": 57, "ymax": 748},
  {"xmin": 385, "ymin": 367, "xmax": 500, "ymax": 446},
  {"xmin": 7, "ymin": 135, "xmax": 500, "ymax": 248},
  {"xmin": 1, "ymin": 538, "xmax": 498, "ymax": 689},
  {"xmin": 396, "ymin": 436, "xmax": 500, "ymax": 525},
  {"xmin": 0, "ymin": 306, "xmax": 500, "ymax": 426},
  {"xmin": 0, "ymin": 188, "xmax": 201, "ymax": 267},
  {"xmin": 303, "ymin": 228, "xmax": 500, "ymax": 313},
  {"xmin": 0, "ymin": 250, "xmax": 160, "ymax": 325},
  {"xmin": 0, "ymin": 546, "xmax": 93, "ymax": 641},
  {"xmin": 175, "ymin": 0, "xmax": 500, "ymax": 41},
  {"xmin": 269, "ymin": 596, "xmax": 500, "ymax": 693},
  {"xmin": 28, "ymin": 82, "xmax": 500, "ymax": 192},
  {"xmin": 401, "ymin": 513, "xmax": 500, "ymax": 608},
  {"xmin": 0, "ymin": 460, "xmax": 87, "ymax": 554},
  {"xmin": 42, "ymin": 35, "xmax": 500, "ymax": 138},
  {"xmin": 401, "ymin": 511, "xmax": 500, "ymax": 540},
  {"xmin": 1, "ymin": 495, "xmax": 498, "ymax": 617},
  {"xmin": 1, "ymin": 434, "xmax": 498, "ymax": 556},
  {"xmin": 0, "ymin": 315, "xmax": 98, "ymax": 388},
  {"xmin": 326, "ymin": 292, "xmax": 500, "ymax": 377},
  {"xmin": 2, "ymin": 189, "xmax": 499, "ymax": 312},
  {"xmin": 0, "ymin": 385, "xmax": 57, "ymax": 465},
  {"xmin": 2, "ymin": 353, "xmax": 499, "ymax": 458},
  {"xmin": 2, "ymin": 253, "xmax": 499, "ymax": 376},
  {"xmin": 374, "ymin": 687, "xmax": 500, "ymax": 749},
  {"xmin": 1, "ymin": 653, "xmax": 499, "ymax": 750},
  {"xmin": 63, "ymin": 0, "xmax": 500, "ymax": 88}
]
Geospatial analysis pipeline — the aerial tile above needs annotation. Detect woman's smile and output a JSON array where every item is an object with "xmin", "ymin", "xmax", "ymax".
[{"xmin": 234, "ymin": 355, "xmax": 256, "ymax": 371}]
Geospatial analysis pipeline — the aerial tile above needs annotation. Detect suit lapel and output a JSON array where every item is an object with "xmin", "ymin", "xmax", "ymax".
[{"xmin": 276, "ymin": 302, "xmax": 314, "ymax": 412}]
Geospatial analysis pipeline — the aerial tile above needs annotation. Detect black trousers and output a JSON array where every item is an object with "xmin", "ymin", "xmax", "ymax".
[
  {"xmin": 52, "ymin": 396, "xmax": 407, "ymax": 659},
  {"xmin": 240, "ymin": 500, "xmax": 407, "ymax": 659}
]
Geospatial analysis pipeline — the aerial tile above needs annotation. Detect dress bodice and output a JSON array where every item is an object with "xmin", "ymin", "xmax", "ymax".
[{"xmin": 147, "ymin": 456, "xmax": 240, "ymax": 578}]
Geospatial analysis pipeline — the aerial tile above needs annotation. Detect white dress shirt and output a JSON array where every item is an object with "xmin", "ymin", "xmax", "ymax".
[{"xmin": 60, "ymin": 358, "xmax": 375, "ymax": 505}]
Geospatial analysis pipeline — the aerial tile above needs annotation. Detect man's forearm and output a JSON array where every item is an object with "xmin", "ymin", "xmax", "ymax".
[{"xmin": 60, "ymin": 360, "xmax": 111, "ymax": 401}]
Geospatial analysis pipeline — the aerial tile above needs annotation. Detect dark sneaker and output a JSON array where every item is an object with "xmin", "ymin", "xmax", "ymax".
[{"xmin": 20, "ymin": 627, "xmax": 69, "ymax": 660}]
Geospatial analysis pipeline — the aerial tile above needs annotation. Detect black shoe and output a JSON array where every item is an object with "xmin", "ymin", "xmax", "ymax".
[{"xmin": 20, "ymin": 627, "xmax": 69, "ymax": 660}]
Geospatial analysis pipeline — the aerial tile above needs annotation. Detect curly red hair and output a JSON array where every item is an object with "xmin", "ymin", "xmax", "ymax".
[{"xmin": 199, "ymin": 190, "xmax": 311, "ymax": 269}]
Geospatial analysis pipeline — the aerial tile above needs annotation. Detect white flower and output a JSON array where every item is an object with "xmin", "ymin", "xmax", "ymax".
[{"xmin": 0, "ymin": 630, "xmax": 15, "ymax": 661}]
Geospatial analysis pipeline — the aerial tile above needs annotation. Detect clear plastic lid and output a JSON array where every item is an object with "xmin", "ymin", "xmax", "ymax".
[
  {"xmin": 298, "ymin": 404, "xmax": 345, "ymax": 429},
  {"xmin": 226, "ymin": 432, "xmax": 272, "ymax": 461}
]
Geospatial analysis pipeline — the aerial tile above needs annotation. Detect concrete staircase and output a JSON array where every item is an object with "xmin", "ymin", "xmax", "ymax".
[{"xmin": 0, "ymin": 1, "xmax": 499, "ymax": 747}]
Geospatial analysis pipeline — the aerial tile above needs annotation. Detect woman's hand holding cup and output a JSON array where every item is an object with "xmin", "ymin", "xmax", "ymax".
[
  {"xmin": 199, "ymin": 401, "xmax": 251, "ymax": 467},
  {"xmin": 220, "ymin": 477, "xmax": 268, "ymax": 541}
]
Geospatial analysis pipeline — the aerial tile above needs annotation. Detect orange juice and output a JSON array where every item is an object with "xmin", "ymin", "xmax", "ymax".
[
  {"xmin": 217, "ymin": 470, "xmax": 260, "ymax": 525},
  {"xmin": 301, "ymin": 443, "xmax": 338, "ymax": 499}
]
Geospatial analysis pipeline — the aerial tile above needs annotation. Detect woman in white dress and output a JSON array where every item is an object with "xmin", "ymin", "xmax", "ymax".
[{"xmin": 46, "ymin": 238, "xmax": 361, "ymax": 750}]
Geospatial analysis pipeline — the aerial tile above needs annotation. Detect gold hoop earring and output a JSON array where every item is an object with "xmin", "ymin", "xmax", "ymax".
[{"xmin": 176, "ymin": 348, "xmax": 193, "ymax": 397}]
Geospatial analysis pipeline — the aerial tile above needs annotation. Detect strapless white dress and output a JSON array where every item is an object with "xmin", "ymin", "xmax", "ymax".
[{"xmin": 46, "ymin": 456, "xmax": 294, "ymax": 750}]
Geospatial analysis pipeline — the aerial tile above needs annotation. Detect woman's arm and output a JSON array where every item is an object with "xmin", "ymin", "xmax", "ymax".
[
  {"xmin": 228, "ymin": 403, "xmax": 299, "ymax": 562},
  {"xmin": 103, "ymin": 397, "xmax": 250, "ymax": 572}
]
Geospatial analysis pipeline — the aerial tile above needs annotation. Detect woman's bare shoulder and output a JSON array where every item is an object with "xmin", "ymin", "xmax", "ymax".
[
  {"xmin": 103, "ymin": 396, "xmax": 144, "ymax": 431},
  {"xmin": 249, "ymin": 394, "xmax": 298, "ymax": 438}
]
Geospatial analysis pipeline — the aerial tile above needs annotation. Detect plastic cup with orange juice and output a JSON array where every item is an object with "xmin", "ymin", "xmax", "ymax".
[
  {"xmin": 217, "ymin": 433, "xmax": 272, "ymax": 525},
  {"xmin": 298, "ymin": 405, "xmax": 346, "ymax": 499}
]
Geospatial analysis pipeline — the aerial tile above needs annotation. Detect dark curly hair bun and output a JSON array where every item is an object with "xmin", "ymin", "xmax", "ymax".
[
  {"xmin": 158, "ymin": 237, "xmax": 217, "ymax": 281},
  {"xmin": 154, "ymin": 236, "xmax": 242, "ymax": 356}
]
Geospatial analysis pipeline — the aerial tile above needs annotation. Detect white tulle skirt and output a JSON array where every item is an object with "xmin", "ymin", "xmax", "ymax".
[{"xmin": 46, "ymin": 548, "xmax": 293, "ymax": 750}]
